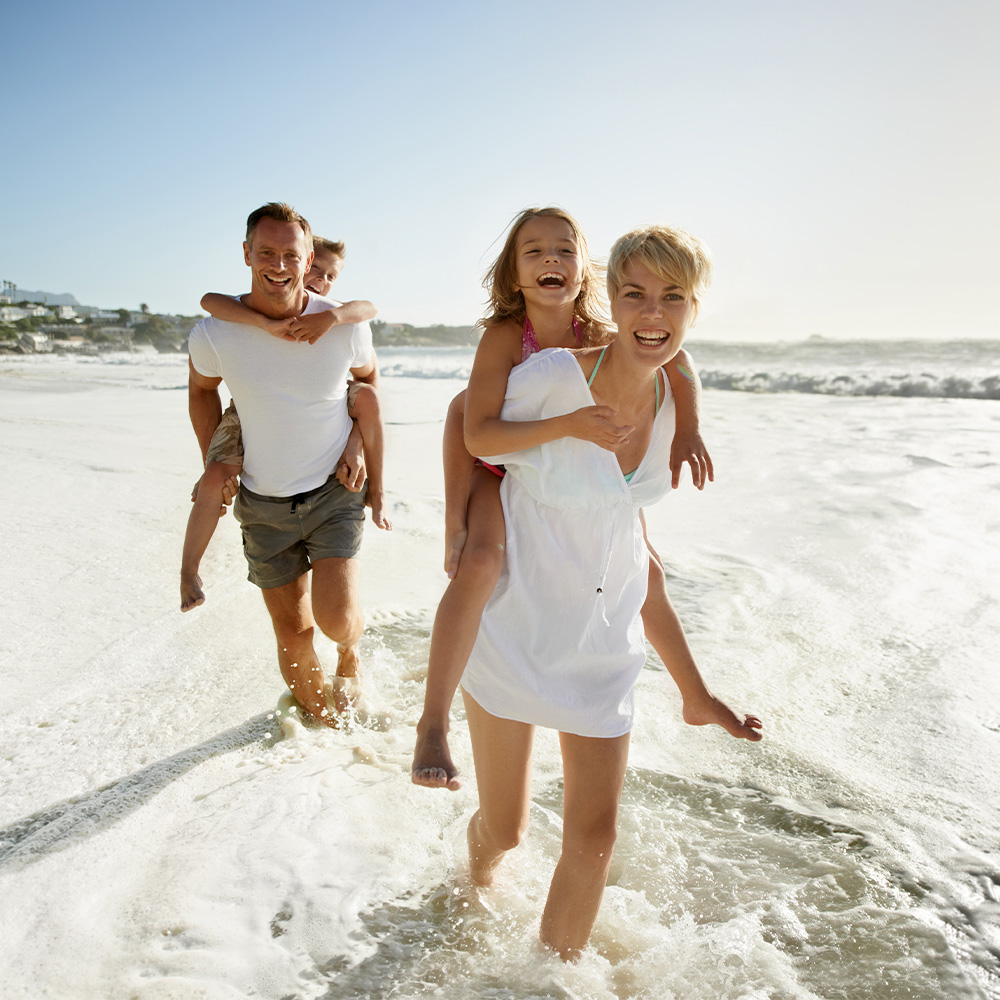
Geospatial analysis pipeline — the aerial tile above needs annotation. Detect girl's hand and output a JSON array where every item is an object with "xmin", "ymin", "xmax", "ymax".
[
  {"xmin": 288, "ymin": 311, "xmax": 336, "ymax": 344},
  {"xmin": 670, "ymin": 428, "xmax": 714, "ymax": 489},
  {"xmin": 567, "ymin": 405, "xmax": 634, "ymax": 451},
  {"xmin": 265, "ymin": 317, "xmax": 298, "ymax": 342}
]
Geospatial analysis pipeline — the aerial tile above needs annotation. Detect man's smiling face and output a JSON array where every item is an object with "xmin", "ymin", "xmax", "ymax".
[{"xmin": 243, "ymin": 217, "xmax": 313, "ymax": 316}]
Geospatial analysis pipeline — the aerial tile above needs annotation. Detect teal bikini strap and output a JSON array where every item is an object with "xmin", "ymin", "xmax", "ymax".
[{"xmin": 588, "ymin": 345, "xmax": 609, "ymax": 388}]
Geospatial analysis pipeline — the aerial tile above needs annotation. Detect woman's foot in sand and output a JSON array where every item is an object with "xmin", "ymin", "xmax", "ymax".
[
  {"xmin": 180, "ymin": 572, "xmax": 205, "ymax": 612},
  {"xmin": 412, "ymin": 725, "xmax": 461, "ymax": 790},
  {"xmin": 683, "ymin": 691, "xmax": 763, "ymax": 741}
]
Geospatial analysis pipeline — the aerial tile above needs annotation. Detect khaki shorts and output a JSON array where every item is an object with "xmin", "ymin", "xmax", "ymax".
[
  {"xmin": 234, "ymin": 474, "xmax": 366, "ymax": 589},
  {"xmin": 205, "ymin": 400, "xmax": 244, "ymax": 467}
]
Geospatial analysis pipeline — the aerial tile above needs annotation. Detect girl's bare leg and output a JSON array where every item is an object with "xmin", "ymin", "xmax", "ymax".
[
  {"xmin": 412, "ymin": 467, "xmax": 505, "ymax": 789},
  {"xmin": 639, "ymin": 512, "xmax": 762, "ymax": 740},
  {"xmin": 540, "ymin": 730, "xmax": 630, "ymax": 960},
  {"xmin": 443, "ymin": 391, "xmax": 473, "ymax": 577},
  {"xmin": 348, "ymin": 383, "xmax": 391, "ymax": 530},
  {"xmin": 461, "ymin": 689, "xmax": 535, "ymax": 885},
  {"xmin": 180, "ymin": 461, "xmax": 241, "ymax": 611}
]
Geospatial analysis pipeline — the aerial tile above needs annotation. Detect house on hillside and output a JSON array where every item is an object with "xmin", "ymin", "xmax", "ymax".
[{"xmin": 17, "ymin": 332, "xmax": 51, "ymax": 353}]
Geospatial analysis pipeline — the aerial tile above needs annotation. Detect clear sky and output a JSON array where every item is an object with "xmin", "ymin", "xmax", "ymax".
[{"xmin": 2, "ymin": 0, "xmax": 998, "ymax": 339}]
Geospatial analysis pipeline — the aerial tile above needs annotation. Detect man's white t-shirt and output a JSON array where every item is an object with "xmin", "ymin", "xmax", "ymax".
[{"xmin": 188, "ymin": 292, "xmax": 373, "ymax": 497}]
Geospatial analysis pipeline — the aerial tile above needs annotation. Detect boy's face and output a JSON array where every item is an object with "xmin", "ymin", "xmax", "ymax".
[
  {"xmin": 306, "ymin": 249, "xmax": 344, "ymax": 296},
  {"xmin": 610, "ymin": 258, "xmax": 696, "ymax": 365}
]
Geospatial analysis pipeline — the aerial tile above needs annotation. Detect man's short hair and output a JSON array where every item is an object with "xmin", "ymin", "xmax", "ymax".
[
  {"xmin": 245, "ymin": 202, "xmax": 313, "ymax": 254},
  {"xmin": 313, "ymin": 237, "xmax": 346, "ymax": 259}
]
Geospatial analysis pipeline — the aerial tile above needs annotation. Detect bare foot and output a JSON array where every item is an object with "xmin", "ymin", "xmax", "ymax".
[
  {"xmin": 683, "ymin": 692, "xmax": 763, "ymax": 741},
  {"xmin": 325, "ymin": 674, "xmax": 392, "ymax": 731},
  {"xmin": 412, "ymin": 726, "xmax": 461, "ymax": 790},
  {"xmin": 282, "ymin": 689, "xmax": 337, "ymax": 729},
  {"xmin": 368, "ymin": 489, "xmax": 393, "ymax": 531},
  {"xmin": 444, "ymin": 523, "xmax": 467, "ymax": 578},
  {"xmin": 180, "ymin": 572, "xmax": 205, "ymax": 612},
  {"xmin": 327, "ymin": 644, "xmax": 361, "ymax": 713}
]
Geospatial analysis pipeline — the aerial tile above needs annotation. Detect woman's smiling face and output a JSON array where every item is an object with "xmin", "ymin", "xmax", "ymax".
[{"xmin": 611, "ymin": 258, "xmax": 696, "ymax": 364}]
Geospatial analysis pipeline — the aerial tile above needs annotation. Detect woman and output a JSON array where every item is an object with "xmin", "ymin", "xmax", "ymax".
[{"xmin": 457, "ymin": 224, "xmax": 762, "ymax": 959}]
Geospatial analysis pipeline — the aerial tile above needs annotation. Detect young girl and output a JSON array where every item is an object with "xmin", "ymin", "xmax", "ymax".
[
  {"xmin": 453, "ymin": 223, "xmax": 761, "ymax": 958},
  {"xmin": 412, "ymin": 208, "xmax": 760, "ymax": 789},
  {"xmin": 180, "ymin": 237, "xmax": 389, "ymax": 613}
]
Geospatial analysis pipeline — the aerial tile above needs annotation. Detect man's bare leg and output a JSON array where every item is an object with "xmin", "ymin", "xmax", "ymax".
[
  {"xmin": 639, "ymin": 512, "xmax": 763, "ymax": 740},
  {"xmin": 261, "ymin": 573, "xmax": 334, "ymax": 726},
  {"xmin": 310, "ymin": 556, "xmax": 365, "ymax": 715}
]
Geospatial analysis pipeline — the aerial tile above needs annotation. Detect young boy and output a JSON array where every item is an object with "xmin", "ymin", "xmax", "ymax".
[{"xmin": 180, "ymin": 237, "xmax": 390, "ymax": 613}]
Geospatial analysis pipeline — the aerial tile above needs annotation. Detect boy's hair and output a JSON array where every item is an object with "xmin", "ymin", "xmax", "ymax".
[
  {"xmin": 607, "ymin": 225, "xmax": 713, "ymax": 311},
  {"xmin": 482, "ymin": 207, "xmax": 609, "ymax": 342},
  {"xmin": 245, "ymin": 202, "xmax": 313, "ymax": 254},
  {"xmin": 313, "ymin": 237, "xmax": 345, "ymax": 260}
]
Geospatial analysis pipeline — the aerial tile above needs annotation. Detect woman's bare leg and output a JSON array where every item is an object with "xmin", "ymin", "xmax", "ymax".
[
  {"xmin": 540, "ymin": 731, "xmax": 630, "ymax": 960},
  {"xmin": 412, "ymin": 467, "xmax": 506, "ymax": 789},
  {"xmin": 461, "ymin": 689, "xmax": 535, "ymax": 885}
]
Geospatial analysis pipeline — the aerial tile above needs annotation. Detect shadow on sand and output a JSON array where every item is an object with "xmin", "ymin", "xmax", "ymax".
[{"xmin": 0, "ymin": 713, "xmax": 277, "ymax": 868}]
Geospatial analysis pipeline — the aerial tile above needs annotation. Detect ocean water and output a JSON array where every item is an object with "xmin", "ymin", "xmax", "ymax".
[{"xmin": 0, "ymin": 339, "xmax": 997, "ymax": 999}]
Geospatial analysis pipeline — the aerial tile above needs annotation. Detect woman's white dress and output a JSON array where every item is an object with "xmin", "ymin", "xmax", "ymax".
[{"xmin": 460, "ymin": 348, "xmax": 675, "ymax": 738}]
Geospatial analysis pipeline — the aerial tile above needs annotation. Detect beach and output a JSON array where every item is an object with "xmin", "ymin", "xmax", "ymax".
[{"xmin": 1, "ymin": 343, "xmax": 998, "ymax": 1000}]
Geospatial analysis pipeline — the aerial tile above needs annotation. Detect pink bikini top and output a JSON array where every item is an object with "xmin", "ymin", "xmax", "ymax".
[{"xmin": 521, "ymin": 317, "xmax": 582, "ymax": 361}]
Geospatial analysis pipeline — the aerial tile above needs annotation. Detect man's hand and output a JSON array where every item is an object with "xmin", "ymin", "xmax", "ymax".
[
  {"xmin": 336, "ymin": 424, "xmax": 366, "ymax": 492},
  {"xmin": 191, "ymin": 473, "xmax": 239, "ymax": 516}
]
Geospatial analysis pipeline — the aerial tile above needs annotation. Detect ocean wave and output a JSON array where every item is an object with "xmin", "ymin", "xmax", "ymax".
[
  {"xmin": 701, "ymin": 370, "xmax": 1000, "ymax": 400},
  {"xmin": 378, "ymin": 358, "xmax": 473, "ymax": 381}
]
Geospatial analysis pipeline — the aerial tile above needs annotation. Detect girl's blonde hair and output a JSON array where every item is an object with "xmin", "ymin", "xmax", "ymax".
[
  {"xmin": 607, "ymin": 225, "xmax": 713, "ymax": 314},
  {"xmin": 481, "ymin": 207, "xmax": 610, "ymax": 345}
]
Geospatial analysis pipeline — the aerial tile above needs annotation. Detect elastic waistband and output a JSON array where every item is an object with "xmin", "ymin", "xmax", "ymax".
[{"xmin": 240, "ymin": 473, "xmax": 338, "ymax": 506}]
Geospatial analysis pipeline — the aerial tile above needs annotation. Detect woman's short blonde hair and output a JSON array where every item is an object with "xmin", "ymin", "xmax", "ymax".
[{"xmin": 607, "ymin": 225, "xmax": 713, "ymax": 309}]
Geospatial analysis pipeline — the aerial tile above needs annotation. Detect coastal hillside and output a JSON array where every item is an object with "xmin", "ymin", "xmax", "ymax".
[{"xmin": 0, "ymin": 288, "xmax": 476, "ymax": 353}]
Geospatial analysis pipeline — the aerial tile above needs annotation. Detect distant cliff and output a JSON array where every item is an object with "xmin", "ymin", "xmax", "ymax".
[{"xmin": 1, "ymin": 289, "xmax": 80, "ymax": 306}]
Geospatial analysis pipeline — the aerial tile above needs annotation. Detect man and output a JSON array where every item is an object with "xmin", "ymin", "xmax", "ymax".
[{"xmin": 188, "ymin": 202, "xmax": 376, "ymax": 725}]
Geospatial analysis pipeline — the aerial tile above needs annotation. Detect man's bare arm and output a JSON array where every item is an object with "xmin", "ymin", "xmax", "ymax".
[{"xmin": 188, "ymin": 358, "xmax": 224, "ymax": 464}]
